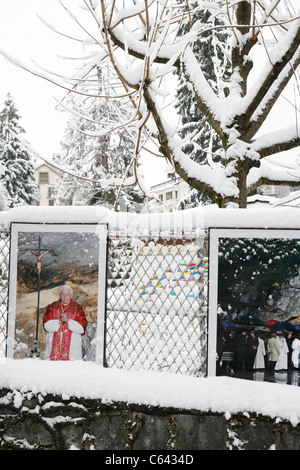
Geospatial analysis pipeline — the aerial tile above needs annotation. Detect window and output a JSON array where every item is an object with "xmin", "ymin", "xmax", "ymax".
[
  {"xmin": 39, "ymin": 172, "xmax": 49, "ymax": 184},
  {"xmin": 48, "ymin": 186, "xmax": 56, "ymax": 197},
  {"xmin": 159, "ymin": 194, "xmax": 163, "ymax": 202},
  {"xmin": 166, "ymin": 191, "xmax": 173, "ymax": 200}
]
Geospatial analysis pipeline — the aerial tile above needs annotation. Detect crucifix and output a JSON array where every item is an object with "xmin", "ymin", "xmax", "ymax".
[{"xmin": 28, "ymin": 236, "xmax": 51, "ymax": 357}]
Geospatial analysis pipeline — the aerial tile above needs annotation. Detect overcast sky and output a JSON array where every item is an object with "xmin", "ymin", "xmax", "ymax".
[{"xmin": 0, "ymin": 1, "xmax": 70, "ymax": 159}]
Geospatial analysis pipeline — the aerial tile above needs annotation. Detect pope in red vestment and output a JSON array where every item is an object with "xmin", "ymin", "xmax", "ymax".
[{"xmin": 43, "ymin": 285, "xmax": 87, "ymax": 361}]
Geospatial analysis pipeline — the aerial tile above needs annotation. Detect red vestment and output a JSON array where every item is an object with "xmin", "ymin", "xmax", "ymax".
[{"xmin": 43, "ymin": 299, "xmax": 87, "ymax": 361}]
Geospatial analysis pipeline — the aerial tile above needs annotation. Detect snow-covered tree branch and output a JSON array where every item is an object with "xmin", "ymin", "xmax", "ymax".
[
  {"xmin": 1, "ymin": 0, "xmax": 299, "ymax": 208},
  {"xmin": 95, "ymin": 0, "xmax": 300, "ymax": 207}
]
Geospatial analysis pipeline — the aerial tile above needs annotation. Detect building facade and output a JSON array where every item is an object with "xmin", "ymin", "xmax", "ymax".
[
  {"xmin": 34, "ymin": 163, "xmax": 62, "ymax": 206},
  {"xmin": 143, "ymin": 177, "xmax": 190, "ymax": 213}
]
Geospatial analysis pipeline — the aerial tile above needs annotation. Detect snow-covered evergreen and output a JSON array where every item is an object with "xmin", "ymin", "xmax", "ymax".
[
  {"xmin": 58, "ymin": 66, "xmax": 145, "ymax": 210},
  {"xmin": 0, "ymin": 94, "xmax": 38, "ymax": 208}
]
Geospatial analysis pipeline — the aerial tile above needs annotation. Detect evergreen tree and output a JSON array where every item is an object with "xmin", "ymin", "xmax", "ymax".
[
  {"xmin": 0, "ymin": 94, "xmax": 38, "ymax": 208},
  {"xmin": 58, "ymin": 67, "xmax": 144, "ymax": 210},
  {"xmin": 175, "ymin": 9, "xmax": 231, "ymax": 208}
]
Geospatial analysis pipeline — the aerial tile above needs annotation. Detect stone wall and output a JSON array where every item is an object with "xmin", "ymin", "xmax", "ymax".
[{"xmin": 0, "ymin": 387, "xmax": 299, "ymax": 450}]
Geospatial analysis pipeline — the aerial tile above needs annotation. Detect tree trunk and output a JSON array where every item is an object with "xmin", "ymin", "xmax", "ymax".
[{"xmin": 222, "ymin": 159, "xmax": 253, "ymax": 208}]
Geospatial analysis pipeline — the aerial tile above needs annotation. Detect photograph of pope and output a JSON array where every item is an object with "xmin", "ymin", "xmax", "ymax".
[{"xmin": 43, "ymin": 285, "xmax": 87, "ymax": 361}]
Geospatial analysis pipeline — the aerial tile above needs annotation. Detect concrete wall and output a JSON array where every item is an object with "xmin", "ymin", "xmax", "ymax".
[{"xmin": 0, "ymin": 387, "xmax": 299, "ymax": 450}]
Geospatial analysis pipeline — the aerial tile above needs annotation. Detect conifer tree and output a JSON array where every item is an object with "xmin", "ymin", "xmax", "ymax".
[
  {"xmin": 175, "ymin": 10, "xmax": 231, "ymax": 208},
  {"xmin": 0, "ymin": 94, "xmax": 38, "ymax": 208}
]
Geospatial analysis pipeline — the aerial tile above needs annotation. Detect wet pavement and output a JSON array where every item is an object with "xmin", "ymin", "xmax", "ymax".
[{"xmin": 218, "ymin": 368, "xmax": 300, "ymax": 387}]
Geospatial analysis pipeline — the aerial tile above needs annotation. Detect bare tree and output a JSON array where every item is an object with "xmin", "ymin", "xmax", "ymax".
[{"xmin": 1, "ymin": 0, "xmax": 299, "ymax": 208}]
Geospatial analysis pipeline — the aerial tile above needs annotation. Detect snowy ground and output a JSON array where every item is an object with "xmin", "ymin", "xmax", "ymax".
[{"xmin": 0, "ymin": 358, "xmax": 299, "ymax": 427}]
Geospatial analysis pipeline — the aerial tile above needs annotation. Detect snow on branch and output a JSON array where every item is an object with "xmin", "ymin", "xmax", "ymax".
[
  {"xmin": 252, "ymin": 125, "xmax": 300, "ymax": 157},
  {"xmin": 2, "ymin": 0, "xmax": 299, "ymax": 208},
  {"xmin": 245, "ymin": 17, "xmax": 300, "ymax": 135},
  {"xmin": 247, "ymin": 155, "xmax": 300, "ymax": 194}
]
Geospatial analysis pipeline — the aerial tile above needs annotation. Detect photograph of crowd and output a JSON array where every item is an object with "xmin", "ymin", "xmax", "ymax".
[
  {"xmin": 217, "ymin": 322, "xmax": 300, "ymax": 383},
  {"xmin": 215, "ymin": 235, "xmax": 300, "ymax": 385}
]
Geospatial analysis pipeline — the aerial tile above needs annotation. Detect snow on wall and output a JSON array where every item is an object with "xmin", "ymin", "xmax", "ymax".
[
  {"xmin": 1, "ymin": 358, "xmax": 300, "ymax": 428},
  {"xmin": 0, "ymin": 205, "xmax": 299, "ymax": 233}
]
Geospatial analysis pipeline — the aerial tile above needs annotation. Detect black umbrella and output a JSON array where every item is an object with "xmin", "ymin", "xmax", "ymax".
[
  {"xmin": 270, "ymin": 321, "xmax": 295, "ymax": 332},
  {"xmin": 232, "ymin": 314, "xmax": 265, "ymax": 326}
]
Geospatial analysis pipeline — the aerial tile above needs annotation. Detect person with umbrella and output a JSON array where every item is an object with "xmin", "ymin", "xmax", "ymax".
[
  {"xmin": 267, "ymin": 332, "xmax": 280, "ymax": 374},
  {"xmin": 286, "ymin": 331, "xmax": 294, "ymax": 370},
  {"xmin": 253, "ymin": 331, "xmax": 266, "ymax": 370},
  {"xmin": 235, "ymin": 328, "xmax": 253, "ymax": 374},
  {"xmin": 275, "ymin": 332, "xmax": 289, "ymax": 371},
  {"xmin": 248, "ymin": 327, "xmax": 259, "ymax": 370},
  {"xmin": 292, "ymin": 334, "xmax": 300, "ymax": 369}
]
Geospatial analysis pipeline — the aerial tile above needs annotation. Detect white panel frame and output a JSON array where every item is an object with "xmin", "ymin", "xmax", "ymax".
[
  {"xmin": 7, "ymin": 223, "xmax": 108, "ymax": 364},
  {"xmin": 207, "ymin": 228, "xmax": 300, "ymax": 377}
]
